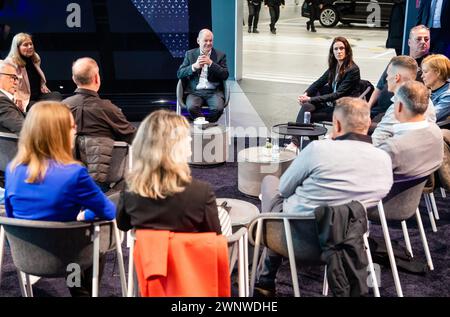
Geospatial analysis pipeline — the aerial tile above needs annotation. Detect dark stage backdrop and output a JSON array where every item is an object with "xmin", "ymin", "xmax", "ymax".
[{"xmin": 0, "ymin": 0, "xmax": 212, "ymax": 95}]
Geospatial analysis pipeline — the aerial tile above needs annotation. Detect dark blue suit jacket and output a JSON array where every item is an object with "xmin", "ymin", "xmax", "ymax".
[
  {"xmin": 417, "ymin": 0, "xmax": 450, "ymax": 30},
  {"xmin": 177, "ymin": 48, "xmax": 229, "ymax": 93}
]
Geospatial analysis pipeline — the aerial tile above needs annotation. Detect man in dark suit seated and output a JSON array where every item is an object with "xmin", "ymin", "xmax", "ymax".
[
  {"xmin": 0, "ymin": 60, "xmax": 24, "ymax": 187},
  {"xmin": 177, "ymin": 29, "xmax": 229, "ymax": 123},
  {"xmin": 0, "ymin": 60, "xmax": 24, "ymax": 134}
]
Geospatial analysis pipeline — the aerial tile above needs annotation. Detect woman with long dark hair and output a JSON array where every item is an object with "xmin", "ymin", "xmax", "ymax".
[{"xmin": 289, "ymin": 37, "xmax": 361, "ymax": 149}]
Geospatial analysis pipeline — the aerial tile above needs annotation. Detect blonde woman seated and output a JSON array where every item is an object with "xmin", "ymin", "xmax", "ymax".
[
  {"xmin": 421, "ymin": 54, "xmax": 450, "ymax": 122},
  {"xmin": 116, "ymin": 110, "xmax": 221, "ymax": 234},
  {"xmin": 4, "ymin": 101, "xmax": 115, "ymax": 296}
]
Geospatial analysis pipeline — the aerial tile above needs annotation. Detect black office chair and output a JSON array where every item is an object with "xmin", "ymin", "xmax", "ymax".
[{"xmin": 0, "ymin": 217, "xmax": 127, "ymax": 297}]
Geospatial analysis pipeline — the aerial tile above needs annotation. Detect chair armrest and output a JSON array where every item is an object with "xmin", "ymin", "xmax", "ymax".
[
  {"xmin": 437, "ymin": 117, "xmax": 450, "ymax": 129},
  {"xmin": 113, "ymin": 141, "xmax": 128, "ymax": 148},
  {"xmin": 247, "ymin": 213, "xmax": 316, "ymax": 245},
  {"xmin": 226, "ymin": 227, "xmax": 247, "ymax": 244},
  {"xmin": 223, "ymin": 80, "xmax": 231, "ymax": 106},
  {"xmin": 176, "ymin": 80, "xmax": 187, "ymax": 108},
  {"xmin": 0, "ymin": 132, "xmax": 19, "ymax": 140}
]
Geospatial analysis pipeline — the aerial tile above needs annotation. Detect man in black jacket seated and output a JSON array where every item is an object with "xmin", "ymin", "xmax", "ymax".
[
  {"xmin": 177, "ymin": 29, "xmax": 229, "ymax": 123},
  {"xmin": 0, "ymin": 60, "xmax": 24, "ymax": 188}
]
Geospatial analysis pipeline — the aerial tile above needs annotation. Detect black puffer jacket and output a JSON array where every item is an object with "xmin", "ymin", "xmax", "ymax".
[
  {"xmin": 314, "ymin": 201, "xmax": 369, "ymax": 297},
  {"xmin": 75, "ymin": 135, "xmax": 114, "ymax": 183}
]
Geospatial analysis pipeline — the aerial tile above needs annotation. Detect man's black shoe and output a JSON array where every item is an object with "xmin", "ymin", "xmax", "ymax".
[
  {"xmin": 306, "ymin": 21, "xmax": 310, "ymax": 31},
  {"xmin": 271, "ymin": 29, "xmax": 276, "ymax": 34},
  {"xmin": 248, "ymin": 26, "xmax": 252, "ymax": 33},
  {"xmin": 253, "ymin": 29, "xmax": 259, "ymax": 33}
]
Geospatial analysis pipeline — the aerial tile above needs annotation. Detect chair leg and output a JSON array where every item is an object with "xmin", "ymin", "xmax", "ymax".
[
  {"xmin": 238, "ymin": 234, "xmax": 246, "ymax": 297},
  {"xmin": 322, "ymin": 266, "xmax": 328, "ymax": 296},
  {"xmin": 415, "ymin": 208, "xmax": 434, "ymax": 271},
  {"xmin": 401, "ymin": 221, "xmax": 413, "ymax": 258},
  {"xmin": 92, "ymin": 225, "xmax": 100, "ymax": 297},
  {"xmin": 127, "ymin": 233, "xmax": 136, "ymax": 297},
  {"xmin": 363, "ymin": 233, "xmax": 380, "ymax": 297},
  {"xmin": 429, "ymin": 192, "xmax": 440, "ymax": 220},
  {"xmin": 176, "ymin": 101, "xmax": 181, "ymax": 115},
  {"xmin": 440, "ymin": 187, "xmax": 446, "ymax": 198},
  {"xmin": 424, "ymin": 194, "xmax": 438, "ymax": 232},
  {"xmin": 113, "ymin": 221, "xmax": 127, "ymax": 297},
  {"xmin": 228, "ymin": 243, "xmax": 238, "ymax": 272},
  {"xmin": 226, "ymin": 102, "xmax": 231, "ymax": 145},
  {"xmin": 283, "ymin": 218, "xmax": 300, "ymax": 297},
  {"xmin": 249, "ymin": 219, "xmax": 263, "ymax": 297},
  {"xmin": 0, "ymin": 226, "xmax": 5, "ymax": 286},
  {"xmin": 378, "ymin": 202, "xmax": 403, "ymax": 297},
  {"xmin": 244, "ymin": 231, "xmax": 250, "ymax": 297},
  {"xmin": 17, "ymin": 270, "xmax": 28, "ymax": 297}
]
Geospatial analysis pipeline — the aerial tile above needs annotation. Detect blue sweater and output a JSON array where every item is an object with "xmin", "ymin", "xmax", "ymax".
[
  {"xmin": 431, "ymin": 82, "xmax": 450, "ymax": 122},
  {"xmin": 5, "ymin": 161, "xmax": 115, "ymax": 221}
]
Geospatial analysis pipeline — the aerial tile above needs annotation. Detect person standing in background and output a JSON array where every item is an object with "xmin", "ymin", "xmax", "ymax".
[
  {"xmin": 247, "ymin": 0, "xmax": 263, "ymax": 33},
  {"xmin": 416, "ymin": 0, "xmax": 450, "ymax": 57},
  {"xmin": 306, "ymin": 0, "xmax": 322, "ymax": 33},
  {"xmin": 264, "ymin": 0, "xmax": 285, "ymax": 34}
]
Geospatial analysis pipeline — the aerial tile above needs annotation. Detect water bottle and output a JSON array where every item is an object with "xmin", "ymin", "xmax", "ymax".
[
  {"xmin": 304, "ymin": 111, "xmax": 311, "ymax": 124},
  {"xmin": 271, "ymin": 140, "xmax": 280, "ymax": 161}
]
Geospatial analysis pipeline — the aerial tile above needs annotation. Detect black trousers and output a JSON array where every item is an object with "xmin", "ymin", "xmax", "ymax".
[
  {"xmin": 293, "ymin": 102, "xmax": 334, "ymax": 146},
  {"xmin": 268, "ymin": 5, "xmax": 280, "ymax": 31},
  {"xmin": 248, "ymin": 3, "xmax": 262, "ymax": 29},
  {"xmin": 27, "ymin": 91, "xmax": 63, "ymax": 110},
  {"xmin": 308, "ymin": 3, "xmax": 319, "ymax": 29},
  {"xmin": 186, "ymin": 90, "xmax": 225, "ymax": 123}
]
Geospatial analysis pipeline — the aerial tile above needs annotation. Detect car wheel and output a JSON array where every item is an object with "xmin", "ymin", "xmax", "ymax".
[{"xmin": 319, "ymin": 7, "xmax": 339, "ymax": 28}]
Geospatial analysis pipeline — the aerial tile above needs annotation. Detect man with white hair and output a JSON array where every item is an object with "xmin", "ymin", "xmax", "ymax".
[
  {"xmin": 378, "ymin": 81, "xmax": 443, "ymax": 181},
  {"xmin": 371, "ymin": 55, "xmax": 436, "ymax": 146},
  {"xmin": 177, "ymin": 29, "xmax": 229, "ymax": 123},
  {"xmin": 0, "ymin": 60, "xmax": 24, "ymax": 134}
]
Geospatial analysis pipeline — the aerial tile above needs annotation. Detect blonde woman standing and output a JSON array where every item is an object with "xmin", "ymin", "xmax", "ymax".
[{"xmin": 116, "ymin": 110, "xmax": 221, "ymax": 234}]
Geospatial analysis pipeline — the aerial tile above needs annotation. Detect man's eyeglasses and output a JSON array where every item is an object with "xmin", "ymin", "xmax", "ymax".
[{"xmin": 0, "ymin": 73, "xmax": 19, "ymax": 81}]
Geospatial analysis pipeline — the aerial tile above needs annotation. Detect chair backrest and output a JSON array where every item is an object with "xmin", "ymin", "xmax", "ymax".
[
  {"xmin": 367, "ymin": 177, "xmax": 428, "ymax": 222},
  {"xmin": 0, "ymin": 132, "xmax": 19, "ymax": 172},
  {"xmin": 105, "ymin": 141, "xmax": 129, "ymax": 184},
  {"xmin": 133, "ymin": 229, "xmax": 230, "ymax": 296},
  {"xmin": 0, "ymin": 217, "xmax": 115, "ymax": 277},
  {"xmin": 437, "ymin": 129, "xmax": 450, "ymax": 190},
  {"xmin": 358, "ymin": 80, "xmax": 374, "ymax": 101},
  {"xmin": 248, "ymin": 214, "xmax": 323, "ymax": 266}
]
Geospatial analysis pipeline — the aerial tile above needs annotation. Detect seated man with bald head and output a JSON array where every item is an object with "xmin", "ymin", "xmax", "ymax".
[
  {"xmin": 377, "ymin": 81, "xmax": 443, "ymax": 182},
  {"xmin": 63, "ymin": 57, "xmax": 136, "ymax": 191},
  {"xmin": 177, "ymin": 29, "xmax": 229, "ymax": 123},
  {"xmin": 63, "ymin": 57, "xmax": 135, "ymax": 143}
]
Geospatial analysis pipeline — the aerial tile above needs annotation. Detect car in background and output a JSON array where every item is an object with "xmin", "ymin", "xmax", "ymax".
[{"xmin": 301, "ymin": 0, "xmax": 395, "ymax": 28}]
